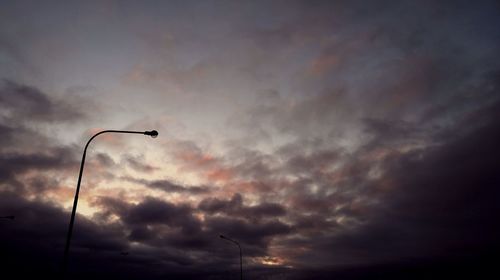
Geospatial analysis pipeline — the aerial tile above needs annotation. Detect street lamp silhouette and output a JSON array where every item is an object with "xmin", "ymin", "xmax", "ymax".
[
  {"xmin": 62, "ymin": 130, "xmax": 158, "ymax": 276},
  {"xmin": 220, "ymin": 235, "xmax": 243, "ymax": 280}
]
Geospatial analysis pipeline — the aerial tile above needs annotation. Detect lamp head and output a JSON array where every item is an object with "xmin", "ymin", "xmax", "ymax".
[{"xmin": 144, "ymin": 130, "xmax": 158, "ymax": 138}]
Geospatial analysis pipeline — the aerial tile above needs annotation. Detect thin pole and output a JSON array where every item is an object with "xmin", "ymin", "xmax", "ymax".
[
  {"xmin": 238, "ymin": 242, "xmax": 242, "ymax": 280},
  {"xmin": 220, "ymin": 235, "xmax": 242, "ymax": 280},
  {"xmin": 61, "ymin": 130, "xmax": 155, "ymax": 278}
]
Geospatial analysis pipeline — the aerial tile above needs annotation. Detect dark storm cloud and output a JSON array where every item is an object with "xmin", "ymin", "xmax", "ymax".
[
  {"xmin": 221, "ymin": 3, "xmax": 500, "ymax": 271},
  {"xmin": 122, "ymin": 176, "xmax": 211, "ymax": 194},
  {"xmin": 0, "ymin": 192, "xmax": 135, "ymax": 278},
  {"xmin": 93, "ymin": 196, "xmax": 203, "ymax": 242},
  {"xmin": 0, "ymin": 192, "xmax": 227, "ymax": 279},
  {"xmin": 286, "ymin": 99, "xmax": 500, "ymax": 268},
  {"xmin": 90, "ymin": 192, "xmax": 293, "ymax": 269},
  {"xmin": 0, "ymin": 146, "xmax": 76, "ymax": 191},
  {"xmin": 273, "ymin": 77, "xmax": 500, "ymax": 270},
  {"xmin": 1, "ymin": 1, "xmax": 500, "ymax": 279},
  {"xmin": 205, "ymin": 216, "xmax": 291, "ymax": 253},
  {"xmin": 0, "ymin": 80, "xmax": 90, "ymax": 195},
  {"xmin": 195, "ymin": 193, "xmax": 291, "ymax": 257},
  {"xmin": 199, "ymin": 193, "xmax": 286, "ymax": 219},
  {"xmin": 124, "ymin": 197, "xmax": 197, "ymax": 228},
  {"xmin": 146, "ymin": 179, "xmax": 210, "ymax": 195},
  {"xmin": 0, "ymin": 80, "xmax": 135, "ymax": 277},
  {"xmin": 78, "ymin": 196, "xmax": 215, "ymax": 275},
  {"xmin": 193, "ymin": 1, "xmax": 500, "ymax": 275}
]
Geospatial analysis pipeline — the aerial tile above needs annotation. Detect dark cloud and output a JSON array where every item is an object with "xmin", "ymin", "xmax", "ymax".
[
  {"xmin": 89, "ymin": 192, "xmax": 292, "ymax": 271},
  {"xmin": 0, "ymin": 192, "xmax": 249, "ymax": 279},
  {"xmin": 122, "ymin": 154, "xmax": 158, "ymax": 173},
  {"xmin": 205, "ymin": 215, "xmax": 292, "ymax": 253},
  {"xmin": 0, "ymin": 81, "xmax": 87, "ymax": 196},
  {"xmin": 0, "ymin": 79, "xmax": 85, "ymax": 123},
  {"xmin": 124, "ymin": 197, "xmax": 197, "ymax": 228},
  {"xmin": 0, "ymin": 191, "xmax": 249, "ymax": 279},
  {"xmin": 93, "ymin": 196, "xmax": 204, "ymax": 245},
  {"xmin": 147, "ymin": 180, "xmax": 210, "ymax": 195},
  {"xmin": 122, "ymin": 176, "xmax": 211, "ymax": 195},
  {"xmin": 0, "ymin": 192, "xmax": 133, "ymax": 279},
  {"xmin": 286, "ymin": 99, "xmax": 500, "ymax": 268},
  {"xmin": 95, "ymin": 152, "xmax": 115, "ymax": 167},
  {"xmin": 199, "ymin": 193, "xmax": 286, "ymax": 220},
  {"xmin": 0, "ymin": 147, "xmax": 77, "ymax": 193},
  {"xmin": 1, "ymin": 1, "xmax": 500, "ymax": 279}
]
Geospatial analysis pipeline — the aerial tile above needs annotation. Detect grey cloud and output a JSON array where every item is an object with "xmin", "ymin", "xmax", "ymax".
[
  {"xmin": 288, "ymin": 99, "xmax": 500, "ymax": 267},
  {"xmin": 285, "ymin": 149, "xmax": 340, "ymax": 174},
  {"xmin": 0, "ymin": 192, "xmax": 132, "ymax": 279},
  {"xmin": 229, "ymin": 1, "xmax": 500, "ymax": 148},
  {"xmin": 0, "ymin": 80, "xmax": 91, "ymax": 195},
  {"xmin": 122, "ymin": 154, "xmax": 158, "ymax": 173},
  {"xmin": 91, "ymin": 193, "xmax": 291, "ymax": 265},
  {"xmin": 95, "ymin": 152, "xmax": 115, "ymax": 167},
  {"xmin": 125, "ymin": 197, "xmax": 197, "ymax": 227},
  {"xmin": 0, "ymin": 79, "xmax": 85, "ymax": 123},
  {"xmin": 205, "ymin": 215, "xmax": 291, "ymax": 252},
  {"xmin": 1, "ymin": 1, "xmax": 499, "ymax": 278},
  {"xmin": 122, "ymin": 176, "xmax": 211, "ymax": 195},
  {"xmin": 0, "ymin": 147, "xmax": 77, "ymax": 193},
  {"xmin": 199, "ymin": 193, "xmax": 286, "ymax": 220},
  {"xmin": 147, "ymin": 180, "xmax": 210, "ymax": 195},
  {"xmin": 94, "ymin": 196, "xmax": 202, "ymax": 238}
]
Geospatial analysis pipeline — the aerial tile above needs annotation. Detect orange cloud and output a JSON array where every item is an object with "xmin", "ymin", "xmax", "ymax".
[
  {"xmin": 176, "ymin": 151, "xmax": 215, "ymax": 167},
  {"xmin": 205, "ymin": 167, "xmax": 233, "ymax": 183}
]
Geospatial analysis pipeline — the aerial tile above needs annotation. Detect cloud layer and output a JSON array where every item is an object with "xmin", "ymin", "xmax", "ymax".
[{"xmin": 1, "ymin": 1, "xmax": 500, "ymax": 279}]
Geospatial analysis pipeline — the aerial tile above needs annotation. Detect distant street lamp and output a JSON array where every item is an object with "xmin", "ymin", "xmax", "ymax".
[
  {"xmin": 62, "ymin": 130, "xmax": 158, "ymax": 276},
  {"xmin": 220, "ymin": 235, "xmax": 243, "ymax": 280}
]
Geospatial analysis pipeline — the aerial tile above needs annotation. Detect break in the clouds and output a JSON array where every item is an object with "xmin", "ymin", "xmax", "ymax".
[{"xmin": 1, "ymin": 1, "xmax": 500, "ymax": 279}]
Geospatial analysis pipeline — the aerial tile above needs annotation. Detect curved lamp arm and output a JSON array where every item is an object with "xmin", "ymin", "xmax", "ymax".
[
  {"xmin": 220, "ymin": 235, "xmax": 243, "ymax": 280},
  {"xmin": 62, "ymin": 129, "xmax": 158, "ymax": 277}
]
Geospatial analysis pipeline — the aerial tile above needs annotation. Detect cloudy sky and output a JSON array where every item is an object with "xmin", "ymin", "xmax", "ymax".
[{"xmin": 1, "ymin": 0, "xmax": 499, "ymax": 279}]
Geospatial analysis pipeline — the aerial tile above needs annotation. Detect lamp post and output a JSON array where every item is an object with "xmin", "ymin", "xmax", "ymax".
[
  {"xmin": 220, "ymin": 235, "xmax": 243, "ymax": 280},
  {"xmin": 62, "ymin": 130, "xmax": 158, "ymax": 277}
]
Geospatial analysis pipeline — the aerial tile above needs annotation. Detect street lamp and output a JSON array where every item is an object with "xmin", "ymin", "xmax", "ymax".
[
  {"xmin": 220, "ymin": 235, "xmax": 243, "ymax": 280},
  {"xmin": 62, "ymin": 130, "xmax": 158, "ymax": 276}
]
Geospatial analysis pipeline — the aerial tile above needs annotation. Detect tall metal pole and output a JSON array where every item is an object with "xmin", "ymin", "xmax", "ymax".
[
  {"xmin": 220, "ymin": 235, "xmax": 243, "ymax": 280},
  {"xmin": 62, "ymin": 130, "xmax": 158, "ymax": 278},
  {"xmin": 238, "ymin": 242, "xmax": 242, "ymax": 280}
]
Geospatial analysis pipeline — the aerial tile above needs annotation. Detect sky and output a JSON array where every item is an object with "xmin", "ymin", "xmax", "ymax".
[{"xmin": 1, "ymin": 0, "xmax": 500, "ymax": 279}]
